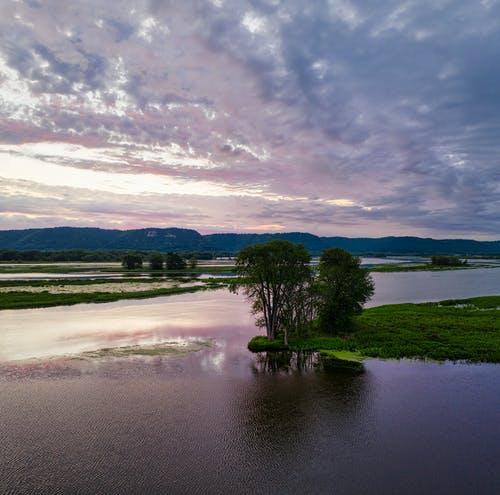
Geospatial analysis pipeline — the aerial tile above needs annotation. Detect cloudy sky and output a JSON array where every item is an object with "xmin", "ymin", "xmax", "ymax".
[{"xmin": 0, "ymin": 0, "xmax": 499, "ymax": 239}]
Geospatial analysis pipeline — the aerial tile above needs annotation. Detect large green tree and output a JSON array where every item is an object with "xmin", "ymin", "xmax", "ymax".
[
  {"xmin": 232, "ymin": 240, "xmax": 312, "ymax": 343},
  {"xmin": 316, "ymin": 247, "xmax": 374, "ymax": 333}
]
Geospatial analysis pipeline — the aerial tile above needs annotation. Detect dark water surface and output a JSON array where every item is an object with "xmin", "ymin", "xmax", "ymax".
[
  {"xmin": 1, "ymin": 270, "xmax": 499, "ymax": 494},
  {"xmin": 1, "ymin": 355, "xmax": 498, "ymax": 494}
]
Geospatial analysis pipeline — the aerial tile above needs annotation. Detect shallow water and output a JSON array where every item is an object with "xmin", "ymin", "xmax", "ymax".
[
  {"xmin": 369, "ymin": 267, "xmax": 500, "ymax": 306},
  {"xmin": 1, "ymin": 268, "xmax": 498, "ymax": 362},
  {"xmin": 0, "ymin": 270, "xmax": 499, "ymax": 494}
]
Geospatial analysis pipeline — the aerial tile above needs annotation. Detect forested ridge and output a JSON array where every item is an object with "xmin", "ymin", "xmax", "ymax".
[{"xmin": 0, "ymin": 226, "xmax": 498, "ymax": 255}]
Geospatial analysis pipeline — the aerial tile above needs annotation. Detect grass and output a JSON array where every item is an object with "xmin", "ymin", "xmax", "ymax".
[
  {"xmin": 0, "ymin": 283, "xmax": 228, "ymax": 310},
  {"xmin": 248, "ymin": 295, "xmax": 500, "ymax": 363},
  {"xmin": 353, "ymin": 296, "xmax": 500, "ymax": 362},
  {"xmin": 247, "ymin": 336, "xmax": 289, "ymax": 352}
]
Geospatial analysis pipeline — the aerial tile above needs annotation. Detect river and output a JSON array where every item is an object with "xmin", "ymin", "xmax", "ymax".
[{"xmin": 0, "ymin": 268, "xmax": 499, "ymax": 494}]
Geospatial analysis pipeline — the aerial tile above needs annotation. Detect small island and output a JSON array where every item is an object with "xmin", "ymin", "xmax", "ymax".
[
  {"xmin": 248, "ymin": 295, "xmax": 500, "ymax": 365},
  {"xmin": 232, "ymin": 240, "xmax": 500, "ymax": 367}
]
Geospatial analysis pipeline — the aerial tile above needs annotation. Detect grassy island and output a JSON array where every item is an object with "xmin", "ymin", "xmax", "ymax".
[
  {"xmin": 248, "ymin": 295, "xmax": 500, "ymax": 364},
  {"xmin": 0, "ymin": 279, "xmax": 230, "ymax": 310}
]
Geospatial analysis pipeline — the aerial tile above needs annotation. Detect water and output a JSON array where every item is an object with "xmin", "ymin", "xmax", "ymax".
[
  {"xmin": 369, "ymin": 267, "xmax": 500, "ymax": 306},
  {"xmin": 0, "ymin": 269, "xmax": 499, "ymax": 494}
]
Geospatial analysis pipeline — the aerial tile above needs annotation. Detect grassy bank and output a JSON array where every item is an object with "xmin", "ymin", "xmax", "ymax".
[
  {"xmin": 248, "ymin": 295, "xmax": 500, "ymax": 363},
  {"xmin": 0, "ymin": 282, "xmax": 227, "ymax": 310}
]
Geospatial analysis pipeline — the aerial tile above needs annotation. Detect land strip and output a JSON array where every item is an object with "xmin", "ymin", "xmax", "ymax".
[
  {"xmin": 0, "ymin": 279, "xmax": 230, "ymax": 310},
  {"xmin": 248, "ymin": 295, "xmax": 500, "ymax": 363}
]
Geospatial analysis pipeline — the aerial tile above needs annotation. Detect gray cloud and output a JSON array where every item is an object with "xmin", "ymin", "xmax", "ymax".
[{"xmin": 0, "ymin": 0, "xmax": 499, "ymax": 238}]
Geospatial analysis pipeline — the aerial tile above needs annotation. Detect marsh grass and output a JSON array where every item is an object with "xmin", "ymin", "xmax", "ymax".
[
  {"xmin": 78, "ymin": 338, "xmax": 215, "ymax": 359},
  {"xmin": 0, "ymin": 283, "xmax": 228, "ymax": 310},
  {"xmin": 354, "ymin": 297, "xmax": 500, "ymax": 362},
  {"xmin": 248, "ymin": 296, "xmax": 500, "ymax": 363}
]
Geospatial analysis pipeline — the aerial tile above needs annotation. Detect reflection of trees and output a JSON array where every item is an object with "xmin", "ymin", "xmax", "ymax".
[
  {"xmin": 251, "ymin": 351, "xmax": 320, "ymax": 374},
  {"xmin": 235, "ymin": 353, "xmax": 370, "ymax": 463},
  {"xmin": 228, "ymin": 362, "xmax": 372, "ymax": 494},
  {"xmin": 252, "ymin": 351, "xmax": 365, "ymax": 374}
]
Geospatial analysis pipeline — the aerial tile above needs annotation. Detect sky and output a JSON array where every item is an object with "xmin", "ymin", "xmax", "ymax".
[{"xmin": 0, "ymin": 0, "xmax": 499, "ymax": 239}]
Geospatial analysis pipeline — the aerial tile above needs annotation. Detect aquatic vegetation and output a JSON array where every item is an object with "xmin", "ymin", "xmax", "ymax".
[
  {"xmin": 248, "ymin": 295, "xmax": 500, "ymax": 363},
  {"xmin": 319, "ymin": 350, "xmax": 365, "ymax": 372},
  {"xmin": 77, "ymin": 338, "xmax": 215, "ymax": 359}
]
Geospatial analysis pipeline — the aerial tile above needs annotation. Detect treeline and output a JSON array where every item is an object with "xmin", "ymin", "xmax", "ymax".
[
  {"xmin": 0, "ymin": 250, "xmax": 219, "ymax": 263},
  {"xmin": 122, "ymin": 252, "xmax": 196, "ymax": 270},
  {"xmin": 431, "ymin": 255, "xmax": 467, "ymax": 266}
]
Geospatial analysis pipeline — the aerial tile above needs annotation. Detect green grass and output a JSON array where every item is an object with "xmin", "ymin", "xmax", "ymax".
[
  {"xmin": 248, "ymin": 296, "xmax": 500, "ymax": 363},
  {"xmin": 248, "ymin": 336, "xmax": 289, "ymax": 352},
  {"xmin": 0, "ymin": 284, "xmax": 228, "ymax": 310},
  {"xmin": 353, "ymin": 296, "xmax": 500, "ymax": 362}
]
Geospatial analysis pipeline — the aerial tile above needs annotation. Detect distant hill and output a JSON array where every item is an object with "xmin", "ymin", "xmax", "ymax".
[
  {"xmin": 203, "ymin": 233, "xmax": 500, "ymax": 256},
  {"xmin": 0, "ymin": 227, "xmax": 499, "ymax": 255},
  {"xmin": 0, "ymin": 227, "xmax": 204, "ymax": 252}
]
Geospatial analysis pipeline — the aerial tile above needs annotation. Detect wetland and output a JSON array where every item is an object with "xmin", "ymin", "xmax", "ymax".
[{"xmin": 0, "ymin": 265, "xmax": 499, "ymax": 494}]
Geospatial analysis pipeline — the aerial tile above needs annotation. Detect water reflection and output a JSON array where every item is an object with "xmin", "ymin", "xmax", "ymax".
[
  {"xmin": 251, "ymin": 351, "xmax": 320, "ymax": 374},
  {"xmin": 0, "ymin": 290, "xmax": 252, "ymax": 362},
  {"xmin": 231, "ymin": 360, "xmax": 370, "ymax": 494}
]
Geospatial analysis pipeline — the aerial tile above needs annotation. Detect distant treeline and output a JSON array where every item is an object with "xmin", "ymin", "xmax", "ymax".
[
  {"xmin": 431, "ymin": 255, "xmax": 467, "ymax": 266},
  {"xmin": 0, "ymin": 250, "xmax": 222, "ymax": 262}
]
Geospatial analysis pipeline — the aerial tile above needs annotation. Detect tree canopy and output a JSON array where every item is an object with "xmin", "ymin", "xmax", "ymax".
[
  {"xmin": 234, "ymin": 242, "xmax": 374, "ymax": 341},
  {"xmin": 231, "ymin": 240, "xmax": 312, "ymax": 342},
  {"xmin": 316, "ymin": 247, "xmax": 375, "ymax": 333}
]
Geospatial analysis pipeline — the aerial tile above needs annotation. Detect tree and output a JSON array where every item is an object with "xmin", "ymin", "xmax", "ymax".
[
  {"xmin": 122, "ymin": 253, "xmax": 143, "ymax": 270},
  {"xmin": 165, "ymin": 252, "xmax": 187, "ymax": 270},
  {"xmin": 316, "ymin": 247, "xmax": 374, "ymax": 333},
  {"xmin": 149, "ymin": 252, "xmax": 164, "ymax": 270},
  {"xmin": 231, "ymin": 240, "xmax": 312, "ymax": 343}
]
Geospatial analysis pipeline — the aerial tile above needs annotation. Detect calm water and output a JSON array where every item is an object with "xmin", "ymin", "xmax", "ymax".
[{"xmin": 0, "ymin": 269, "xmax": 499, "ymax": 494}]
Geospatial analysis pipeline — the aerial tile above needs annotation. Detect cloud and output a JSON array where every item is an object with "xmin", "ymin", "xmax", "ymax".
[{"xmin": 0, "ymin": 0, "xmax": 499, "ymax": 239}]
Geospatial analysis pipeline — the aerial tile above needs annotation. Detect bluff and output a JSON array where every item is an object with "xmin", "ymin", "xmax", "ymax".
[{"xmin": 0, "ymin": 227, "xmax": 499, "ymax": 255}]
